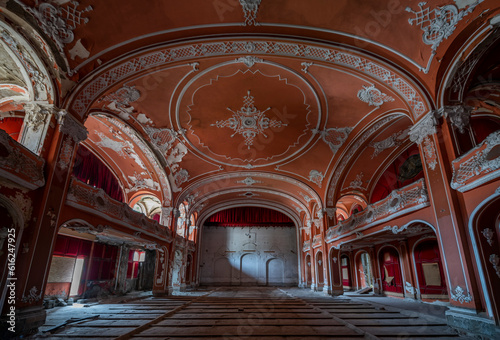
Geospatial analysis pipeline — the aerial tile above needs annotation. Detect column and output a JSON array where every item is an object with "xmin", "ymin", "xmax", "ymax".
[
  {"xmin": 409, "ymin": 109, "xmax": 483, "ymax": 314},
  {"xmin": 18, "ymin": 103, "xmax": 52, "ymax": 155},
  {"xmin": 5, "ymin": 110, "xmax": 87, "ymax": 335},
  {"xmin": 115, "ymin": 244, "xmax": 130, "ymax": 295}
]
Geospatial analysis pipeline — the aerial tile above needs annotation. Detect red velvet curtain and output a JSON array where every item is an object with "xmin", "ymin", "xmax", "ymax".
[
  {"xmin": 72, "ymin": 145, "xmax": 124, "ymax": 202},
  {"xmin": 206, "ymin": 207, "xmax": 293, "ymax": 226}
]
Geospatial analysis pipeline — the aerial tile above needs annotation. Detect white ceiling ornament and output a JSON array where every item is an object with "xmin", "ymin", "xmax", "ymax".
[
  {"xmin": 308, "ymin": 170, "xmax": 324, "ymax": 188},
  {"xmin": 17, "ymin": 0, "xmax": 93, "ymax": 53},
  {"xmin": 369, "ymin": 128, "xmax": 409, "ymax": 159},
  {"xmin": 144, "ymin": 127, "xmax": 178, "ymax": 155},
  {"xmin": 239, "ymin": 0, "xmax": 262, "ymax": 26},
  {"xmin": 237, "ymin": 177, "xmax": 263, "ymax": 186},
  {"xmin": 313, "ymin": 127, "xmax": 353, "ymax": 154},
  {"xmin": 236, "ymin": 56, "xmax": 263, "ymax": 67},
  {"xmin": 344, "ymin": 172, "xmax": 367, "ymax": 191},
  {"xmin": 406, "ymin": 1, "xmax": 483, "ymax": 73},
  {"xmin": 357, "ymin": 85, "xmax": 395, "ymax": 107},
  {"xmin": 211, "ymin": 90, "xmax": 287, "ymax": 149}
]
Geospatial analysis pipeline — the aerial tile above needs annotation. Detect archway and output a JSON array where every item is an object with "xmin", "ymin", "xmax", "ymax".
[
  {"xmin": 413, "ymin": 239, "xmax": 448, "ymax": 301},
  {"xmin": 356, "ymin": 251, "xmax": 373, "ymax": 289},
  {"xmin": 305, "ymin": 254, "xmax": 312, "ymax": 288},
  {"xmin": 316, "ymin": 251, "xmax": 324, "ymax": 291},
  {"xmin": 266, "ymin": 258, "xmax": 285, "ymax": 286},
  {"xmin": 340, "ymin": 254, "xmax": 352, "ymax": 290},
  {"xmin": 379, "ymin": 246, "xmax": 404, "ymax": 295}
]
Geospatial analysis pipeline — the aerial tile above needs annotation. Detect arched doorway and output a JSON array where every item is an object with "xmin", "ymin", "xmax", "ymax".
[
  {"xmin": 316, "ymin": 251, "xmax": 324, "ymax": 291},
  {"xmin": 356, "ymin": 251, "xmax": 373, "ymax": 289},
  {"xmin": 414, "ymin": 239, "xmax": 448, "ymax": 300},
  {"xmin": 305, "ymin": 254, "xmax": 312, "ymax": 288},
  {"xmin": 266, "ymin": 258, "xmax": 284, "ymax": 286},
  {"xmin": 340, "ymin": 254, "xmax": 352, "ymax": 290},
  {"xmin": 379, "ymin": 246, "xmax": 404, "ymax": 295}
]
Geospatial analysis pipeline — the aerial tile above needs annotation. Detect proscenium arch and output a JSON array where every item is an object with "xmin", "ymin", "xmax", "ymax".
[{"xmin": 66, "ymin": 37, "xmax": 431, "ymax": 120}]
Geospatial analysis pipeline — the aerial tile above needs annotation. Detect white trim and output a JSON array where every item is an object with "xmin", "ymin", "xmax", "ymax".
[{"xmin": 467, "ymin": 189, "xmax": 500, "ymax": 318}]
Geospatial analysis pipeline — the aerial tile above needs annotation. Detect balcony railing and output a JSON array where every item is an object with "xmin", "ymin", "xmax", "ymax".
[
  {"xmin": 67, "ymin": 178, "xmax": 172, "ymax": 242},
  {"xmin": 0, "ymin": 129, "xmax": 45, "ymax": 189},
  {"xmin": 451, "ymin": 131, "xmax": 500, "ymax": 192},
  {"xmin": 326, "ymin": 179, "xmax": 429, "ymax": 241}
]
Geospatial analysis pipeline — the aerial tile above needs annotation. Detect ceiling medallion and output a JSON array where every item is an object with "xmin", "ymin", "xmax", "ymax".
[{"xmin": 211, "ymin": 90, "xmax": 287, "ymax": 149}]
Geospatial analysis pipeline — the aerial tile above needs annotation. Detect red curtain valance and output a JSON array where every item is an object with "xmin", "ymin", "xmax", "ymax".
[{"xmin": 205, "ymin": 207, "xmax": 293, "ymax": 226}]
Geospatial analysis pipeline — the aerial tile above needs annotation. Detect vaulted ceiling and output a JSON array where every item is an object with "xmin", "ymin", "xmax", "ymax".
[{"xmin": 5, "ymin": 0, "xmax": 499, "ymax": 224}]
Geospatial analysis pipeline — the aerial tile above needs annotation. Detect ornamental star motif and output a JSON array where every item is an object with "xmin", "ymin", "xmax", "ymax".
[{"xmin": 211, "ymin": 90, "xmax": 287, "ymax": 149}]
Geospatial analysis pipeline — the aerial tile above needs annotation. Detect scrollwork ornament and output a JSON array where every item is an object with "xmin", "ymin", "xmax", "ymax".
[
  {"xmin": 489, "ymin": 254, "xmax": 500, "ymax": 278},
  {"xmin": 450, "ymin": 285, "xmax": 472, "ymax": 304}
]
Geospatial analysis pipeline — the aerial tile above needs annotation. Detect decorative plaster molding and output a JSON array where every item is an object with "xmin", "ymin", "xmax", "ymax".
[
  {"xmin": 409, "ymin": 111, "xmax": 439, "ymax": 145},
  {"xmin": 369, "ymin": 128, "xmax": 409, "ymax": 159},
  {"xmin": 384, "ymin": 224, "xmax": 426, "ymax": 235},
  {"xmin": 406, "ymin": 1, "xmax": 483, "ymax": 73},
  {"xmin": 0, "ymin": 29, "xmax": 50, "ymax": 101},
  {"xmin": 481, "ymin": 228, "xmax": 495, "ymax": 247},
  {"xmin": 451, "ymin": 131, "xmax": 500, "ymax": 191},
  {"xmin": 344, "ymin": 172, "xmax": 367, "ymax": 191},
  {"xmin": 308, "ymin": 170, "xmax": 324, "ymax": 188},
  {"xmin": 301, "ymin": 62, "xmax": 313, "ymax": 73},
  {"xmin": 436, "ymin": 105, "xmax": 472, "ymax": 134},
  {"xmin": 0, "ymin": 129, "xmax": 45, "ymax": 189},
  {"xmin": 236, "ymin": 56, "xmax": 263, "ymax": 67},
  {"xmin": 422, "ymin": 136, "xmax": 437, "ymax": 171},
  {"xmin": 328, "ymin": 115, "xmax": 398, "ymax": 205},
  {"xmin": 405, "ymin": 282, "xmax": 417, "ymax": 295},
  {"xmin": 237, "ymin": 177, "xmax": 262, "ymax": 186},
  {"xmin": 450, "ymin": 285, "xmax": 473, "ymax": 304},
  {"xmin": 490, "ymin": 254, "xmax": 500, "ymax": 278},
  {"xmin": 212, "ymin": 90, "xmax": 287, "ymax": 149},
  {"xmin": 327, "ymin": 179, "xmax": 428, "ymax": 240},
  {"xmin": 23, "ymin": 103, "xmax": 50, "ymax": 133},
  {"xmin": 239, "ymin": 0, "xmax": 262, "ymax": 26},
  {"xmin": 357, "ymin": 84, "xmax": 394, "ymax": 107},
  {"xmin": 71, "ymin": 40, "xmax": 427, "ymax": 118},
  {"xmin": 57, "ymin": 110, "xmax": 88, "ymax": 143},
  {"xmin": 18, "ymin": 1, "xmax": 93, "ymax": 52},
  {"xmin": 21, "ymin": 286, "xmax": 41, "ymax": 304},
  {"xmin": 324, "ymin": 208, "xmax": 337, "ymax": 219},
  {"xmin": 144, "ymin": 127, "xmax": 178, "ymax": 155},
  {"xmin": 313, "ymin": 127, "xmax": 353, "ymax": 154}
]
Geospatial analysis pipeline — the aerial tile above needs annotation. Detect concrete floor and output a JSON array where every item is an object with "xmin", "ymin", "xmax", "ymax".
[{"xmin": 33, "ymin": 287, "xmax": 475, "ymax": 340}]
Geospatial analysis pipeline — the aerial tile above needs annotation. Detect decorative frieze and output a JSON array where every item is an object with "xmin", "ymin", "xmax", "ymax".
[
  {"xmin": 326, "ymin": 179, "xmax": 428, "ymax": 240},
  {"xmin": 451, "ymin": 131, "xmax": 500, "ymax": 192}
]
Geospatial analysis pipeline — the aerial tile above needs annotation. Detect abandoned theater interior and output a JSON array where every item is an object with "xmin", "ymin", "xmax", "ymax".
[{"xmin": 0, "ymin": 0, "xmax": 500, "ymax": 338}]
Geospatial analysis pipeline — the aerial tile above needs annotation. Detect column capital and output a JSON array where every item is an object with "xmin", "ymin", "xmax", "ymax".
[
  {"xmin": 409, "ymin": 110, "xmax": 439, "ymax": 144},
  {"xmin": 436, "ymin": 105, "xmax": 473, "ymax": 134},
  {"xmin": 23, "ymin": 102, "xmax": 51, "ymax": 133},
  {"xmin": 56, "ymin": 110, "xmax": 88, "ymax": 143},
  {"xmin": 324, "ymin": 208, "xmax": 337, "ymax": 219}
]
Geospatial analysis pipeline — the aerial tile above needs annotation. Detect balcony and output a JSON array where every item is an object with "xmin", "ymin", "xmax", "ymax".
[
  {"xmin": 0, "ymin": 129, "xmax": 45, "ymax": 189},
  {"xmin": 326, "ymin": 179, "xmax": 429, "ymax": 241},
  {"xmin": 66, "ymin": 178, "xmax": 172, "ymax": 242},
  {"xmin": 451, "ymin": 131, "xmax": 500, "ymax": 192}
]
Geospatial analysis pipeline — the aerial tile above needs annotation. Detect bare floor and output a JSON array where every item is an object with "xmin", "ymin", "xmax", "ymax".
[{"xmin": 34, "ymin": 287, "xmax": 474, "ymax": 340}]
